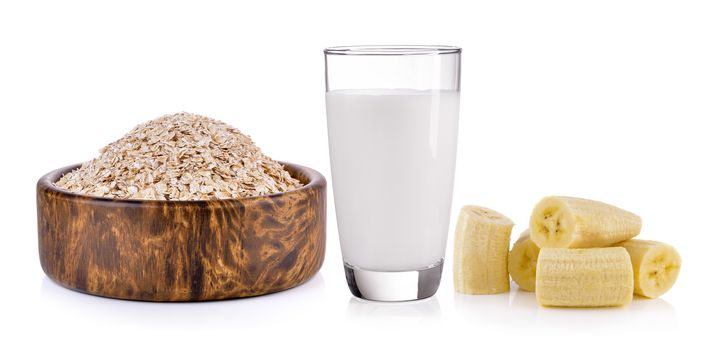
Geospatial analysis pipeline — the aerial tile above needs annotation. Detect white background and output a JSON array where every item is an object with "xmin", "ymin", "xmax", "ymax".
[{"xmin": 1, "ymin": 0, "xmax": 707, "ymax": 348}]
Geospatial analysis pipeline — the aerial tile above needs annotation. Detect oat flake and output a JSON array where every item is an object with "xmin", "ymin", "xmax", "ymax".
[{"xmin": 55, "ymin": 112, "xmax": 302, "ymax": 200}]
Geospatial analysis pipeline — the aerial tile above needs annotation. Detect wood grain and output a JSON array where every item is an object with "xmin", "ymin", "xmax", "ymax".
[{"xmin": 37, "ymin": 162, "xmax": 326, "ymax": 301}]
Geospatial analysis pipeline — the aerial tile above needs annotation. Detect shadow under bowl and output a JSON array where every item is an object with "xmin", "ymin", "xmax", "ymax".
[{"xmin": 36, "ymin": 162, "xmax": 326, "ymax": 302}]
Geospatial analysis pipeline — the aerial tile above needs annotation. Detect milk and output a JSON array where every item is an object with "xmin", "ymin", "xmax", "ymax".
[{"xmin": 326, "ymin": 89, "xmax": 460, "ymax": 271}]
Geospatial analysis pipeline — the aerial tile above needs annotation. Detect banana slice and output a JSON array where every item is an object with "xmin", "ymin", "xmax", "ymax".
[
  {"xmin": 536, "ymin": 247, "xmax": 634, "ymax": 307},
  {"xmin": 615, "ymin": 239, "xmax": 681, "ymax": 298},
  {"xmin": 508, "ymin": 230, "xmax": 540, "ymax": 292},
  {"xmin": 453, "ymin": 205, "xmax": 514, "ymax": 295},
  {"xmin": 530, "ymin": 196, "xmax": 641, "ymax": 248}
]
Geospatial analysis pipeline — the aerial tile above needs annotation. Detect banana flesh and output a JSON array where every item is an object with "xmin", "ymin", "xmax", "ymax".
[
  {"xmin": 508, "ymin": 230, "xmax": 540, "ymax": 292},
  {"xmin": 454, "ymin": 205, "xmax": 514, "ymax": 295},
  {"xmin": 530, "ymin": 196, "xmax": 641, "ymax": 248},
  {"xmin": 536, "ymin": 247, "xmax": 634, "ymax": 307},
  {"xmin": 615, "ymin": 239, "xmax": 681, "ymax": 299}
]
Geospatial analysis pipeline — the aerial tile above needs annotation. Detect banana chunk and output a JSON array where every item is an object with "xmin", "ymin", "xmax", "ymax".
[
  {"xmin": 615, "ymin": 240, "xmax": 681, "ymax": 298},
  {"xmin": 454, "ymin": 205, "xmax": 514, "ymax": 295},
  {"xmin": 530, "ymin": 196, "xmax": 641, "ymax": 248},
  {"xmin": 536, "ymin": 247, "xmax": 634, "ymax": 307},
  {"xmin": 508, "ymin": 230, "xmax": 540, "ymax": 292}
]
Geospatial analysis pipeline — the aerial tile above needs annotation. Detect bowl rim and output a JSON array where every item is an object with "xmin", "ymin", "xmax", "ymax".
[{"xmin": 37, "ymin": 161, "xmax": 325, "ymax": 204}]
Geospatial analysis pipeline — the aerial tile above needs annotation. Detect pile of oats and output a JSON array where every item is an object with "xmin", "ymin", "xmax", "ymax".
[{"xmin": 55, "ymin": 112, "xmax": 302, "ymax": 200}]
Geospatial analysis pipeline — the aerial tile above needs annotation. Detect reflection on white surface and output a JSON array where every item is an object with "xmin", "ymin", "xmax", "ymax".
[
  {"xmin": 39, "ymin": 275, "xmax": 678, "ymax": 331},
  {"xmin": 507, "ymin": 288, "xmax": 539, "ymax": 326},
  {"xmin": 453, "ymin": 285, "xmax": 676, "ymax": 330},
  {"xmin": 39, "ymin": 273, "xmax": 328, "ymax": 330},
  {"xmin": 453, "ymin": 290, "xmax": 515, "ymax": 326},
  {"xmin": 535, "ymin": 295, "xmax": 677, "ymax": 331},
  {"xmin": 346, "ymin": 296, "xmax": 442, "ymax": 324}
]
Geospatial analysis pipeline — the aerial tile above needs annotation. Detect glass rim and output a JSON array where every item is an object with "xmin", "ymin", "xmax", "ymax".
[{"xmin": 324, "ymin": 45, "xmax": 461, "ymax": 56}]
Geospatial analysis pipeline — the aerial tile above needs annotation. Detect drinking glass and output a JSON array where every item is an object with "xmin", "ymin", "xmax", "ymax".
[{"xmin": 324, "ymin": 45, "xmax": 461, "ymax": 301}]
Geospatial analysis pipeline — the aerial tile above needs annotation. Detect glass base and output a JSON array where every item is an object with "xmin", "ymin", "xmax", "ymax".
[{"xmin": 344, "ymin": 259, "xmax": 443, "ymax": 302}]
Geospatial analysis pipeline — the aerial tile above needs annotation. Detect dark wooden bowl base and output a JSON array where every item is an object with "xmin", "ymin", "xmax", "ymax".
[{"xmin": 37, "ymin": 162, "xmax": 326, "ymax": 301}]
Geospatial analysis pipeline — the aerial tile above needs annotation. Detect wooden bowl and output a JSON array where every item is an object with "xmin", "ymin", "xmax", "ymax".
[{"xmin": 37, "ymin": 162, "xmax": 326, "ymax": 301}]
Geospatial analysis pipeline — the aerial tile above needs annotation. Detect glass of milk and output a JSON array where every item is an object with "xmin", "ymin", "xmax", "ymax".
[{"xmin": 325, "ymin": 45, "xmax": 461, "ymax": 301}]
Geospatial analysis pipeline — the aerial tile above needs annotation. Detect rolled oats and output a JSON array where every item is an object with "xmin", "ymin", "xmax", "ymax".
[{"xmin": 55, "ymin": 112, "xmax": 302, "ymax": 200}]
